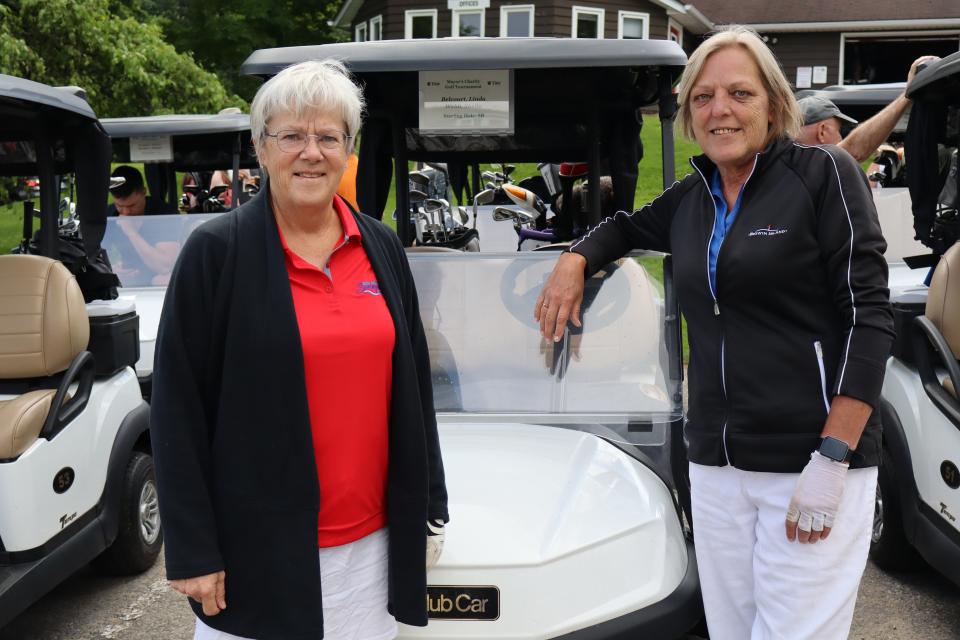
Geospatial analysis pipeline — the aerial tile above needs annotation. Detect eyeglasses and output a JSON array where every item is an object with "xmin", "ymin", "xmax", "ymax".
[{"xmin": 264, "ymin": 129, "xmax": 352, "ymax": 153}]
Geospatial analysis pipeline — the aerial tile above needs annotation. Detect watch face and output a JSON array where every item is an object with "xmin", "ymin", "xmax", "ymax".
[{"xmin": 820, "ymin": 437, "xmax": 849, "ymax": 462}]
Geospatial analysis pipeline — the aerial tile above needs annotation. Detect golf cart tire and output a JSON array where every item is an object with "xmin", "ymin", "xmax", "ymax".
[
  {"xmin": 93, "ymin": 452, "xmax": 162, "ymax": 575},
  {"xmin": 869, "ymin": 444, "xmax": 921, "ymax": 571}
]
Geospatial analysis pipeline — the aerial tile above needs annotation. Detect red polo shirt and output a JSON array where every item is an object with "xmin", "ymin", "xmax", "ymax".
[{"xmin": 279, "ymin": 196, "xmax": 395, "ymax": 548}]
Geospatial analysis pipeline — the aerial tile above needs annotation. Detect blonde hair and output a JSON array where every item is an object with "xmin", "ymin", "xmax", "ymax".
[
  {"xmin": 675, "ymin": 25, "xmax": 802, "ymax": 145},
  {"xmin": 250, "ymin": 59, "xmax": 364, "ymax": 153}
]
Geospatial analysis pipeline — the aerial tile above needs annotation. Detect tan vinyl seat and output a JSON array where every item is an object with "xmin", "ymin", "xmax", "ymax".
[
  {"xmin": 0, "ymin": 255, "xmax": 88, "ymax": 459},
  {"xmin": 925, "ymin": 243, "xmax": 960, "ymax": 398}
]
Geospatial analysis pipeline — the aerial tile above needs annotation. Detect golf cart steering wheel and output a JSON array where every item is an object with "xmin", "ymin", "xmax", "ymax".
[{"xmin": 498, "ymin": 256, "xmax": 629, "ymax": 333}]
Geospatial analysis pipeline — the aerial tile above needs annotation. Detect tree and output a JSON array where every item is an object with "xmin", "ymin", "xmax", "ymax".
[
  {"xmin": 0, "ymin": 0, "xmax": 245, "ymax": 117},
  {"xmin": 153, "ymin": 0, "xmax": 348, "ymax": 101}
]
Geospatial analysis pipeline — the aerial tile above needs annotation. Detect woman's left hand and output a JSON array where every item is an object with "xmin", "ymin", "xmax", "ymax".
[
  {"xmin": 426, "ymin": 519, "xmax": 445, "ymax": 569},
  {"xmin": 785, "ymin": 452, "xmax": 849, "ymax": 544}
]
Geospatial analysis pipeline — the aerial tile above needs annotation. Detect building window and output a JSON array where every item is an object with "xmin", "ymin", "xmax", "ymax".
[
  {"xmin": 572, "ymin": 6, "xmax": 604, "ymax": 39},
  {"xmin": 452, "ymin": 9, "xmax": 484, "ymax": 37},
  {"xmin": 667, "ymin": 18, "xmax": 682, "ymax": 47},
  {"xmin": 369, "ymin": 15, "xmax": 383, "ymax": 41},
  {"xmin": 354, "ymin": 22, "xmax": 368, "ymax": 42},
  {"xmin": 500, "ymin": 5, "xmax": 534, "ymax": 37},
  {"xmin": 617, "ymin": 11, "xmax": 648, "ymax": 40},
  {"xmin": 405, "ymin": 9, "xmax": 437, "ymax": 39}
]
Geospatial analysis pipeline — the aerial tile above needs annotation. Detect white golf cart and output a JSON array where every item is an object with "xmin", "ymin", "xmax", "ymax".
[
  {"xmin": 869, "ymin": 51, "xmax": 960, "ymax": 586},
  {"xmin": 0, "ymin": 76, "xmax": 158, "ymax": 629},
  {"xmin": 239, "ymin": 38, "xmax": 703, "ymax": 638},
  {"xmin": 97, "ymin": 112, "xmax": 258, "ymax": 400}
]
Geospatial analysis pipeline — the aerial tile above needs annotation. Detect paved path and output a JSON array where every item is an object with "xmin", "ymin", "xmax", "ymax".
[{"xmin": 2, "ymin": 550, "xmax": 958, "ymax": 639}]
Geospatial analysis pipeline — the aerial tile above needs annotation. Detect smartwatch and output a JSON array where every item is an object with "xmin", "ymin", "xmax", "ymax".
[{"xmin": 818, "ymin": 436, "xmax": 853, "ymax": 464}]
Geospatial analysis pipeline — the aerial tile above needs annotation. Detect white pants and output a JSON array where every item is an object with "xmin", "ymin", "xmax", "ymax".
[
  {"xmin": 194, "ymin": 528, "xmax": 397, "ymax": 640},
  {"xmin": 690, "ymin": 463, "xmax": 877, "ymax": 640}
]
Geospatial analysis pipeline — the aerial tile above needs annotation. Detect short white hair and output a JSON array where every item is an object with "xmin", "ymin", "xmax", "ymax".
[{"xmin": 250, "ymin": 59, "xmax": 364, "ymax": 152}]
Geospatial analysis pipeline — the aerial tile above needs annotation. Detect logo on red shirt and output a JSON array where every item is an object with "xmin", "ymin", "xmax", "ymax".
[{"xmin": 357, "ymin": 280, "xmax": 382, "ymax": 296}]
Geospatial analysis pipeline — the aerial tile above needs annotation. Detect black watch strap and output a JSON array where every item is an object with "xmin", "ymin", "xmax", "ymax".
[{"xmin": 818, "ymin": 436, "xmax": 853, "ymax": 464}]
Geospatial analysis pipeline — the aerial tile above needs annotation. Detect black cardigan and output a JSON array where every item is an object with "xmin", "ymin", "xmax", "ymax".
[{"xmin": 150, "ymin": 187, "xmax": 448, "ymax": 639}]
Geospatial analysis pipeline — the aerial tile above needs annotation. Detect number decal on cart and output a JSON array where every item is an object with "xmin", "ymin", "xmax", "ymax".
[
  {"xmin": 53, "ymin": 467, "xmax": 75, "ymax": 494},
  {"xmin": 942, "ymin": 460, "xmax": 960, "ymax": 489}
]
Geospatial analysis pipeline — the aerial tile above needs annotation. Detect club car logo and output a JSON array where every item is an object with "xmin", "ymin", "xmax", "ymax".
[
  {"xmin": 426, "ymin": 585, "xmax": 500, "ymax": 620},
  {"xmin": 357, "ymin": 281, "xmax": 382, "ymax": 296},
  {"xmin": 748, "ymin": 224, "xmax": 788, "ymax": 237}
]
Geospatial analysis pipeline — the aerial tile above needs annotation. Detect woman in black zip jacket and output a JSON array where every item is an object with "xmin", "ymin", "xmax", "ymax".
[{"xmin": 536, "ymin": 26, "xmax": 893, "ymax": 640}]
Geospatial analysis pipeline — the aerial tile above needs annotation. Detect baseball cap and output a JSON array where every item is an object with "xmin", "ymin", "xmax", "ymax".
[
  {"xmin": 798, "ymin": 96, "xmax": 858, "ymax": 127},
  {"xmin": 109, "ymin": 165, "xmax": 145, "ymax": 198}
]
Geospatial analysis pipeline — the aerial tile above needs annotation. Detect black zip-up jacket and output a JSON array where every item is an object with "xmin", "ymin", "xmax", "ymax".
[{"xmin": 571, "ymin": 138, "xmax": 894, "ymax": 472}]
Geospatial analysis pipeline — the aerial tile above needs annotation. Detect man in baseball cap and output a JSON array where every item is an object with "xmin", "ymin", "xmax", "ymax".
[
  {"xmin": 107, "ymin": 165, "xmax": 177, "ymax": 216},
  {"xmin": 795, "ymin": 55, "xmax": 938, "ymax": 162},
  {"xmin": 797, "ymin": 95, "xmax": 858, "ymax": 146}
]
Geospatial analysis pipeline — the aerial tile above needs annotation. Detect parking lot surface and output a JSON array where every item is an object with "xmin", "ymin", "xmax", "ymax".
[{"xmin": 1, "ymin": 548, "xmax": 958, "ymax": 639}]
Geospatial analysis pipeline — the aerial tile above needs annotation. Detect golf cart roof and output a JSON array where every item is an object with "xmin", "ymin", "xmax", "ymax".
[
  {"xmin": 797, "ymin": 83, "xmax": 905, "ymax": 107},
  {"xmin": 100, "ymin": 113, "xmax": 250, "ymax": 137},
  {"xmin": 796, "ymin": 83, "xmax": 907, "ymax": 129},
  {"xmin": 241, "ymin": 38, "xmax": 686, "ymax": 243},
  {"xmin": 101, "ymin": 112, "xmax": 257, "ymax": 176},
  {"xmin": 906, "ymin": 50, "xmax": 960, "ymax": 103},
  {"xmin": 0, "ymin": 74, "xmax": 97, "ymax": 122},
  {"xmin": 0, "ymin": 75, "xmax": 111, "ymax": 260},
  {"xmin": 241, "ymin": 37, "xmax": 687, "ymax": 76}
]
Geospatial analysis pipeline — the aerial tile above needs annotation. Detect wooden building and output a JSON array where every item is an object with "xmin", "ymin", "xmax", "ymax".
[
  {"xmin": 333, "ymin": 0, "xmax": 712, "ymax": 54},
  {"xmin": 334, "ymin": 0, "xmax": 960, "ymax": 90},
  {"xmin": 694, "ymin": 0, "xmax": 960, "ymax": 88}
]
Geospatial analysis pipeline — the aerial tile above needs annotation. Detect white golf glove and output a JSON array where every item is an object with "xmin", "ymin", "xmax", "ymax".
[
  {"xmin": 426, "ymin": 519, "xmax": 445, "ymax": 569},
  {"xmin": 786, "ymin": 451, "xmax": 848, "ymax": 536}
]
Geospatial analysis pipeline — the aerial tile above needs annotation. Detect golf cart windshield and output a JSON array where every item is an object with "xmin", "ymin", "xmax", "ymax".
[
  {"xmin": 106, "ymin": 214, "xmax": 680, "ymax": 444},
  {"xmin": 410, "ymin": 250, "xmax": 679, "ymax": 446},
  {"xmin": 101, "ymin": 213, "xmax": 217, "ymax": 287}
]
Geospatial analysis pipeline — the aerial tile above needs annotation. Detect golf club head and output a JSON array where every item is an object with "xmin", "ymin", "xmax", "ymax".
[
  {"xmin": 472, "ymin": 188, "xmax": 497, "ymax": 229},
  {"xmin": 409, "ymin": 189, "xmax": 428, "ymax": 204},
  {"xmin": 492, "ymin": 206, "xmax": 519, "ymax": 222},
  {"xmin": 423, "ymin": 198, "xmax": 446, "ymax": 214},
  {"xmin": 409, "ymin": 171, "xmax": 430, "ymax": 187},
  {"xmin": 455, "ymin": 206, "xmax": 469, "ymax": 225},
  {"xmin": 516, "ymin": 210, "xmax": 538, "ymax": 225},
  {"xmin": 474, "ymin": 188, "xmax": 496, "ymax": 206}
]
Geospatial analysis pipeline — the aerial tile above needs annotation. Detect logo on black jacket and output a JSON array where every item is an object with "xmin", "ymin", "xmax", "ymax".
[{"xmin": 748, "ymin": 224, "xmax": 788, "ymax": 237}]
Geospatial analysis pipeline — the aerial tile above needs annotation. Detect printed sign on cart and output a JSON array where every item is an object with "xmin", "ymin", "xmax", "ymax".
[
  {"xmin": 419, "ymin": 70, "xmax": 513, "ymax": 135},
  {"xmin": 129, "ymin": 135, "xmax": 174, "ymax": 163}
]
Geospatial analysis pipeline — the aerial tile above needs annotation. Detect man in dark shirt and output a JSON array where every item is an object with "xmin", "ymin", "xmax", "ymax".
[{"xmin": 104, "ymin": 165, "xmax": 180, "ymax": 285}]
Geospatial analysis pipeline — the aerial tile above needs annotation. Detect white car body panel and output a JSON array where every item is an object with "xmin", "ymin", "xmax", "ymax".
[
  {"xmin": 399, "ymin": 422, "xmax": 686, "ymax": 639},
  {"xmin": 0, "ymin": 370, "xmax": 142, "ymax": 551},
  {"xmin": 883, "ymin": 358, "xmax": 960, "ymax": 536}
]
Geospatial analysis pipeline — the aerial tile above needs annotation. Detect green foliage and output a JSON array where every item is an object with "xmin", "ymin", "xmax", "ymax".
[
  {"xmin": 0, "ymin": 0, "xmax": 244, "ymax": 117},
  {"xmin": 0, "ymin": 5, "xmax": 44, "ymax": 78},
  {"xmin": 153, "ymin": 0, "xmax": 349, "ymax": 101}
]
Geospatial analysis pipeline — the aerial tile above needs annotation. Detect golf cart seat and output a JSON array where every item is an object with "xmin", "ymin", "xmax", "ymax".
[
  {"xmin": 924, "ymin": 242, "xmax": 960, "ymax": 397},
  {"xmin": 0, "ymin": 255, "xmax": 89, "ymax": 460}
]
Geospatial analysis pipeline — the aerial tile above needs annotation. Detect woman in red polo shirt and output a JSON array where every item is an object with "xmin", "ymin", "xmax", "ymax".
[{"xmin": 151, "ymin": 60, "xmax": 448, "ymax": 640}]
